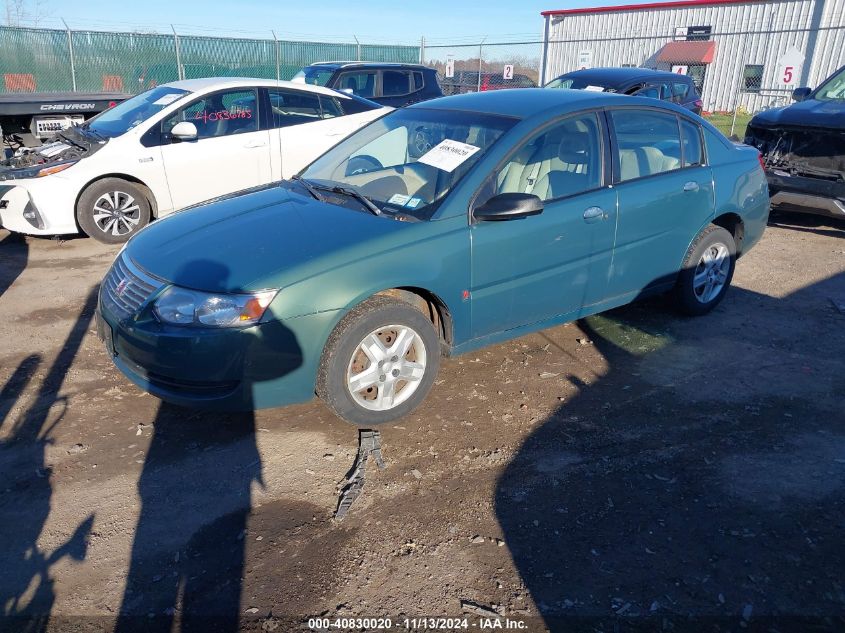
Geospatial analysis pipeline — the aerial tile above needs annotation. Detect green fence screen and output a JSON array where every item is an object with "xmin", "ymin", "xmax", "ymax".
[{"xmin": 0, "ymin": 25, "xmax": 420, "ymax": 93}]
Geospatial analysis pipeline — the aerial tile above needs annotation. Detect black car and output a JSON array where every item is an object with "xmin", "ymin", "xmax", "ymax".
[
  {"xmin": 744, "ymin": 65, "xmax": 845, "ymax": 220},
  {"xmin": 545, "ymin": 67, "xmax": 703, "ymax": 115},
  {"xmin": 440, "ymin": 71, "xmax": 537, "ymax": 96},
  {"xmin": 292, "ymin": 62, "xmax": 442, "ymax": 107}
]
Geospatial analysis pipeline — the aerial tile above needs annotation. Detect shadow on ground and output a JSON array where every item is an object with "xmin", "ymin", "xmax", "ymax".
[
  {"xmin": 495, "ymin": 273, "xmax": 845, "ymax": 631},
  {"xmin": 0, "ymin": 288, "xmax": 98, "ymax": 632},
  {"xmin": 0, "ymin": 232, "xmax": 28, "ymax": 298}
]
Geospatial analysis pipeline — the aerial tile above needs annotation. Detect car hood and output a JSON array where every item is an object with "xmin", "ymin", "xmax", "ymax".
[
  {"xmin": 127, "ymin": 184, "xmax": 409, "ymax": 293},
  {"xmin": 750, "ymin": 98, "xmax": 845, "ymax": 130}
]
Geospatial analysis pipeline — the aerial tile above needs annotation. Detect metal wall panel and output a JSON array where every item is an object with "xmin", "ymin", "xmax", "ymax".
[{"xmin": 545, "ymin": 0, "xmax": 844, "ymax": 112}]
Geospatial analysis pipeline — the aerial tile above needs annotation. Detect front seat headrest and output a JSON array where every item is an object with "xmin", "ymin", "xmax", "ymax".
[{"xmin": 559, "ymin": 132, "xmax": 590, "ymax": 164}]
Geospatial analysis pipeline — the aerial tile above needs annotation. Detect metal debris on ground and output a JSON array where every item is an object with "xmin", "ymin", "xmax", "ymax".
[
  {"xmin": 460, "ymin": 600, "xmax": 501, "ymax": 618},
  {"xmin": 334, "ymin": 429, "xmax": 386, "ymax": 520}
]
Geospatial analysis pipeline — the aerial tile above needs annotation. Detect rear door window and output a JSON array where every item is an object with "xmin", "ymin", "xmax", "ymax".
[
  {"xmin": 382, "ymin": 70, "xmax": 412, "ymax": 96},
  {"xmin": 267, "ymin": 88, "xmax": 322, "ymax": 128},
  {"xmin": 611, "ymin": 109, "xmax": 683, "ymax": 181}
]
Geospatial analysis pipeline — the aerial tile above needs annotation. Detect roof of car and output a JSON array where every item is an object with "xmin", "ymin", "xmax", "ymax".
[
  {"xmin": 555, "ymin": 67, "xmax": 691, "ymax": 84},
  {"xmin": 306, "ymin": 61, "xmax": 430, "ymax": 70},
  {"xmin": 411, "ymin": 87, "xmax": 636, "ymax": 117},
  {"xmin": 163, "ymin": 77, "xmax": 349, "ymax": 97}
]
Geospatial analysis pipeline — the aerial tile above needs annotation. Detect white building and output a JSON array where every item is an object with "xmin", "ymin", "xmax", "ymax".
[{"xmin": 540, "ymin": 0, "xmax": 845, "ymax": 111}]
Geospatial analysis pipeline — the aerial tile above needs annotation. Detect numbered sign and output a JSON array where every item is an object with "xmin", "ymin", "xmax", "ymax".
[
  {"xmin": 577, "ymin": 50, "xmax": 593, "ymax": 70},
  {"xmin": 777, "ymin": 46, "xmax": 804, "ymax": 86},
  {"xmin": 503, "ymin": 64, "xmax": 514, "ymax": 80},
  {"xmin": 671, "ymin": 65, "xmax": 689, "ymax": 75},
  {"xmin": 445, "ymin": 58, "xmax": 455, "ymax": 79}
]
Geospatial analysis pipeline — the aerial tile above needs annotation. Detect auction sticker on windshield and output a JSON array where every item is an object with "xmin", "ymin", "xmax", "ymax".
[
  {"xmin": 153, "ymin": 93, "xmax": 184, "ymax": 106},
  {"xmin": 417, "ymin": 139, "xmax": 481, "ymax": 172}
]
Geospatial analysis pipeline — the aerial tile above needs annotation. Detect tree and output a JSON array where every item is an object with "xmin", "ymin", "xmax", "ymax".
[{"xmin": 5, "ymin": 0, "xmax": 49, "ymax": 27}]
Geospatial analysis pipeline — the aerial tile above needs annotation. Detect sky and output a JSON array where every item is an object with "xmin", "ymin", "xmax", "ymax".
[{"xmin": 14, "ymin": 0, "xmax": 673, "ymax": 43}]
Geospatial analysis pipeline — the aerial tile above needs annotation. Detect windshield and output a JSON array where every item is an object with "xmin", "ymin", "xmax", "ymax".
[
  {"xmin": 297, "ymin": 108, "xmax": 517, "ymax": 220},
  {"xmin": 292, "ymin": 66, "xmax": 336, "ymax": 87},
  {"xmin": 85, "ymin": 86, "xmax": 190, "ymax": 138},
  {"xmin": 814, "ymin": 67, "xmax": 845, "ymax": 101}
]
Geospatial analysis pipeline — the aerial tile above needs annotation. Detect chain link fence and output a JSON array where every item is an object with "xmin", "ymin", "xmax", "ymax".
[
  {"xmin": 0, "ymin": 25, "xmax": 420, "ymax": 94},
  {"xmin": 418, "ymin": 18, "xmax": 843, "ymax": 137},
  {"xmin": 422, "ymin": 41, "xmax": 543, "ymax": 94}
]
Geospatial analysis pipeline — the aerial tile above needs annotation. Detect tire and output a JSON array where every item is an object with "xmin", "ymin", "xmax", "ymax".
[
  {"xmin": 317, "ymin": 296, "xmax": 441, "ymax": 426},
  {"xmin": 76, "ymin": 178, "xmax": 151, "ymax": 244},
  {"xmin": 673, "ymin": 224, "xmax": 737, "ymax": 316}
]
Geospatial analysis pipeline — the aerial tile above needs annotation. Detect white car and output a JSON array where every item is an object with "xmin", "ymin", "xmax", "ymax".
[{"xmin": 0, "ymin": 78, "xmax": 390, "ymax": 243}]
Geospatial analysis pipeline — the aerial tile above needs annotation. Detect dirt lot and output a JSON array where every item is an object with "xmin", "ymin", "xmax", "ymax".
[{"xmin": 1, "ymin": 212, "xmax": 844, "ymax": 633}]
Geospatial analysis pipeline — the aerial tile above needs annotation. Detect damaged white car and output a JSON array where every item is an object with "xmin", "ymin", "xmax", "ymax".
[{"xmin": 0, "ymin": 78, "xmax": 389, "ymax": 243}]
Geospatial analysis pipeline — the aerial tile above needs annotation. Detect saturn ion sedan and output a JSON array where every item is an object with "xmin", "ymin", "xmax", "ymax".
[{"xmin": 97, "ymin": 89, "xmax": 769, "ymax": 425}]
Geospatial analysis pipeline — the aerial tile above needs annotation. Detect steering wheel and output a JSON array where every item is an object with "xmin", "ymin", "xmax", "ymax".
[{"xmin": 408, "ymin": 125, "xmax": 436, "ymax": 159}]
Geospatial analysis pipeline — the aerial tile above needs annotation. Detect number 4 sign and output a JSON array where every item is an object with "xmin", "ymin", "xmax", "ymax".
[
  {"xmin": 503, "ymin": 64, "xmax": 514, "ymax": 80},
  {"xmin": 777, "ymin": 46, "xmax": 805, "ymax": 86}
]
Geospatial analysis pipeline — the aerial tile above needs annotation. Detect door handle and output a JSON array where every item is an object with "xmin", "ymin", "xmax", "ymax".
[
  {"xmin": 683, "ymin": 181, "xmax": 700, "ymax": 192},
  {"xmin": 244, "ymin": 140, "xmax": 267, "ymax": 149},
  {"xmin": 583, "ymin": 206, "xmax": 607, "ymax": 223}
]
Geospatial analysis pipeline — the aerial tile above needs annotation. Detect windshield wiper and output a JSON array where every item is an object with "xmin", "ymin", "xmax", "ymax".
[
  {"xmin": 80, "ymin": 125, "xmax": 107, "ymax": 142},
  {"xmin": 324, "ymin": 184, "xmax": 382, "ymax": 216},
  {"xmin": 291, "ymin": 175, "xmax": 326, "ymax": 202}
]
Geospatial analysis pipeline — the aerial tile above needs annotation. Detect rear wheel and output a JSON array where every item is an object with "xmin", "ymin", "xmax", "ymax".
[
  {"xmin": 673, "ymin": 225, "xmax": 736, "ymax": 316},
  {"xmin": 76, "ymin": 178, "xmax": 151, "ymax": 244},
  {"xmin": 317, "ymin": 296, "xmax": 440, "ymax": 426}
]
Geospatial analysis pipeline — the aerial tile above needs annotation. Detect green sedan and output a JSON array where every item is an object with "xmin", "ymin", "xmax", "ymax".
[{"xmin": 97, "ymin": 89, "xmax": 769, "ymax": 425}]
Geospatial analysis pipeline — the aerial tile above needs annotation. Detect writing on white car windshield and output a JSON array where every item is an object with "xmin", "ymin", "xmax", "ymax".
[{"xmin": 84, "ymin": 86, "xmax": 190, "ymax": 138}]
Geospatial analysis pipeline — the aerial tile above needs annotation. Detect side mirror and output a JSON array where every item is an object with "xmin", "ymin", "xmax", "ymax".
[
  {"xmin": 474, "ymin": 192, "xmax": 544, "ymax": 222},
  {"xmin": 792, "ymin": 87, "xmax": 812, "ymax": 102},
  {"xmin": 171, "ymin": 121, "xmax": 198, "ymax": 141}
]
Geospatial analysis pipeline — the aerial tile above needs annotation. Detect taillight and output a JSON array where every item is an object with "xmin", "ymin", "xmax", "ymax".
[
  {"xmin": 758, "ymin": 153, "xmax": 766, "ymax": 170},
  {"xmin": 108, "ymin": 101, "xmax": 117, "ymax": 108}
]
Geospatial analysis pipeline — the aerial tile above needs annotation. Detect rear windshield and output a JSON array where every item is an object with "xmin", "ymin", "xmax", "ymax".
[
  {"xmin": 292, "ymin": 66, "xmax": 336, "ymax": 87},
  {"xmin": 545, "ymin": 76, "xmax": 613, "ymax": 92}
]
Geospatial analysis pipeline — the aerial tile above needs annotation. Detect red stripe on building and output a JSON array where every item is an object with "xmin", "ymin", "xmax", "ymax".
[{"xmin": 542, "ymin": 0, "xmax": 763, "ymax": 17}]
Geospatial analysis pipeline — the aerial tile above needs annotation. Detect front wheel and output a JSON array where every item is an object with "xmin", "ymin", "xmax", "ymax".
[
  {"xmin": 317, "ymin": 296, "xmax": 441, "ymax": 426},
  {"xmin": 76, "ymin": 178, "xmax": 151, "ymax": 244},
  {"xmin": 673, "ymin": 224, "xmax": 736, "ymax": 316}
]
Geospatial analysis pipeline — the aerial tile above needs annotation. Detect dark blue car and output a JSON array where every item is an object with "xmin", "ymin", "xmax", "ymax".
[
  {"xmin": 293, "ymin": 62, "xmax": 443, "ymax": 108},
  {"xmin": 546, "ymin": 67, "xmax": 703, "ymax": 115}
]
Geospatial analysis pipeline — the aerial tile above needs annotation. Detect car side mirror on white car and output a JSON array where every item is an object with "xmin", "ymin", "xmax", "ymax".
[{"xmin": 171, "ymin": 121, "xmax": 198, "ymax": 142}]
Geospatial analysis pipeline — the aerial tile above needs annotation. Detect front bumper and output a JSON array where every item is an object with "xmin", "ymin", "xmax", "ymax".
[
  {"xmin": 0, "ymin": 178, "xmax": 79, "ymax": 235},
  {"xmin": 98, "ymin": 293, "xmax": 341, "ymax": 411},
  {"xmin": 767, "ymin": 171, "xmax": 845, "ymax": 218}
]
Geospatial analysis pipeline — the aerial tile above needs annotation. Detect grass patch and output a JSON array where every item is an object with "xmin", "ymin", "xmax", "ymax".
[{"xmin": 703, "ymin": 112, "xmax": 752, "ymax": 139}]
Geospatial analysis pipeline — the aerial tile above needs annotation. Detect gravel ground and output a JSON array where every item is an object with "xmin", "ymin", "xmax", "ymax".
[{"xmin": 0, "ymin": 210, "xmax": 843, "ymax": 633}]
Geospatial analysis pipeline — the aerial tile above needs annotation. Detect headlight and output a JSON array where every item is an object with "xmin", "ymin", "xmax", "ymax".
[
  {"xmin": 35, "ymin": 161, "xmax": 77, "ymax": 177},
  {"xmin": 153, "ymin": 286, "xmax": 277, "ymax": 328}
]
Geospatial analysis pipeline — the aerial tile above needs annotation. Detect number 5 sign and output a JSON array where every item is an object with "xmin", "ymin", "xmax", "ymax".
[{"xmin": 777, "ymin": 46, "xmax": 805, "ymax": 86}]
